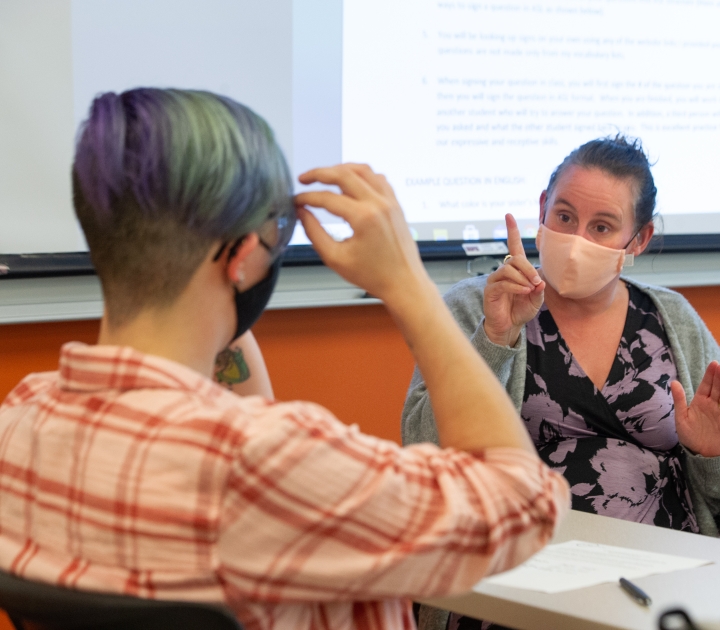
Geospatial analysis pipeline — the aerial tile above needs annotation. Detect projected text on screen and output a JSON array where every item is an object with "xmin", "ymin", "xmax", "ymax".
[{"xmin": 343, "ymin": 0, "xmax": 720, "ymax": 241}]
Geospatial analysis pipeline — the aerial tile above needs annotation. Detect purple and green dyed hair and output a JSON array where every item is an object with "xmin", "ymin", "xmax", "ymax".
[
  {"xmin": 72, "ymin": 88, "xmax": 295, "ymax": 326},
  {"xmin": 73, "ymin": 87, "xmax": 294, "ymax": 240}
]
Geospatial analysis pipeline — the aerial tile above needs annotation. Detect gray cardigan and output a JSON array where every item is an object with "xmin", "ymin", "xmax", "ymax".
[{"xmin": 402, "ymin": 275, "xmax": 720, "ymax": 537}]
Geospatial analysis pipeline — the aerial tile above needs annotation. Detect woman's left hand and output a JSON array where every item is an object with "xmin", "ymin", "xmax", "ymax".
[{"xmin": 672, "ymin": 361, "xmax": 720, "ymax": 457}]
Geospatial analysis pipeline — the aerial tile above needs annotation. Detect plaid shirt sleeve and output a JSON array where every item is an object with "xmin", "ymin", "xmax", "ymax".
[{"xmin": 218, "ymin": 400, "xmax": 570, "ymax": 605}]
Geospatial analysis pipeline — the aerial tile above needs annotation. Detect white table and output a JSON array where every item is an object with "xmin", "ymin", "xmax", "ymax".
[{"xmin": 422, "ymin": 510, "xmax": 720, "ymax": 630}]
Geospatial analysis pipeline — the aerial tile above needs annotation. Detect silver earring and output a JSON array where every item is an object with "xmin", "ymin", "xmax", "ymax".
[{"xmin": 237, "ymin": 269, "xmax": 245, "ymax": 291}]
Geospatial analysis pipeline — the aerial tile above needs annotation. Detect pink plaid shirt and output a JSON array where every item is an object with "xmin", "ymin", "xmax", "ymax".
[{"xmin": 0, "ymin": 343, "xmax": 568, "ymax": 630}]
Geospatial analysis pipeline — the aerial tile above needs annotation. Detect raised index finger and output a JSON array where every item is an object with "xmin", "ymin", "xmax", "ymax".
[{"xmin": 505, "ymin": 213, "xmax": 527, "ymax": 259}]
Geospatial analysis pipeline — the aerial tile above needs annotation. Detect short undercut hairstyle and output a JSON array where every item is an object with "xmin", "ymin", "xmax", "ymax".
[
  {"xmin": 545, "ymin": 135, "xmax": 657, "ymax": 230},
  {"xmin": 73, "ymin": 88, "xmax": 294, "ymax": 327}
]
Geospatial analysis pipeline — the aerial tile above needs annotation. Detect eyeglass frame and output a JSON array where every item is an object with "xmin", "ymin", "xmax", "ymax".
[{"xmin": 212, "ymin": 207, "xmax": 296, "ymax": 264}]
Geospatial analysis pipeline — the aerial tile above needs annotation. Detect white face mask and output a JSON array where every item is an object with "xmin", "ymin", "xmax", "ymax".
[{"xmin": 536, "ymin": 224, "xmax": 635, "ymax": 300}]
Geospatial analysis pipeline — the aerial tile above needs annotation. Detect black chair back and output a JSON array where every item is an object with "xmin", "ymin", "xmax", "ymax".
[{"xmin": 0, "ymin": 569, "xmax": 242, "ymax": 630}]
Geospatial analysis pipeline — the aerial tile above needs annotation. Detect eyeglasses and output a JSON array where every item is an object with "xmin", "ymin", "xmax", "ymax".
[
  {"xmin": 257, "ymin": 210, "xmax": 295, "ymax": 261},
  {"xmin": 213, "ymin": 206, "xmax": 297, "ymax": 264}
]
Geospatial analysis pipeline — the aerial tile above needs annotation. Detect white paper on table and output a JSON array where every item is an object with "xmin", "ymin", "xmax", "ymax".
[{"xmin": 477, "ymin": 540, "xmax": 711, "ymax": 594}]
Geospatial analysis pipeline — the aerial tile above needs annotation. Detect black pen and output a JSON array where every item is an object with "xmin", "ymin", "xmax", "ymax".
[{"xmin": 619, "ymin": 577, "xmax": 652, "ymax": 607}]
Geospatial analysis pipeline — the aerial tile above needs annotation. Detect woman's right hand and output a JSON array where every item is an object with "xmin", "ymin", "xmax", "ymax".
[
  {"xmin": 483, "ymin": 214, "xmax": 545, "ymax": 347},
  {"xmin": 294, "ymin": 163, "xmax": 428, "ymax": 307}
]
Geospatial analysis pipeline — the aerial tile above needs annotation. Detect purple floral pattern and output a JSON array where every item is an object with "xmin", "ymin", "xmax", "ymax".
[{"xmin": 522, "ymin": 284, "xmax": 697, "ymax": 532}]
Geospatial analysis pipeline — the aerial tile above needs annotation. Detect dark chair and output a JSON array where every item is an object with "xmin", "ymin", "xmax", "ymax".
[{"xmin": 0, "ymin": 569, "xmax": 243, "ymax": 630}]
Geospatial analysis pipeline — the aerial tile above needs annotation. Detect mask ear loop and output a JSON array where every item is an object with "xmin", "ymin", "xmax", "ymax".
[
  {"xmin": 623, "ymin": 227, "xmax": 642, "ymax": 250},
  {"xmin": 622, "ymin": 228, "xmax": 643, "ymax": 268}
]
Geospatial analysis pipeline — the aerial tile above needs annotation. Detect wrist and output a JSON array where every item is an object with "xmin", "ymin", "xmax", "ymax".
[
  {"xmin": 379, "ymin": 261, "xmax": 434, "ymax": 307},
  {"xmin": 693, "ymin": 445, "xmax": 720, "ymax": 458},
  {"xmin": 679, "ymin": 435, "xmax": 720, "ymax": 458},
  {"xmin": 382, "ymin": 275, "xmax": 453, "ymax": 350},
  {"xmin": 483, "ymin": 321, "xmax": 521, "ymax": 348}
]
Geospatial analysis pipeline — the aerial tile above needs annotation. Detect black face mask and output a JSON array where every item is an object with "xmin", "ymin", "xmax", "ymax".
[{"xmin": 232, "ymin": 255, "xmax": 282, "ymax": 340}]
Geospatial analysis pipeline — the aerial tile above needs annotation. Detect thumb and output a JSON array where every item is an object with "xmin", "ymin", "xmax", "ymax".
[
  {"xmin": 530, "ymin": 283, "xmax": 545, "ymax": 310},
  {"xmin": 299, "ymin": 207, "xmax": 340, "ymax": 264},
  {"xmin": 671, "ymin": 380, "xmax": 689, "ymax": 427}
]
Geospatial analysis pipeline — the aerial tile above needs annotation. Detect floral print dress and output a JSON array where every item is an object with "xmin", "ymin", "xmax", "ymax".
[
  {"xmin": 522, "ymin": 284, "xmax": 697, "ymax": 531},
  {"xmin": 452, "ymin": 284, "xmax": 697, "ymax": 630}
]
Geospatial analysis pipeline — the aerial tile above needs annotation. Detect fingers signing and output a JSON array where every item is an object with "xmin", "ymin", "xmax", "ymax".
[
  {"xmin": 529, "ymin": 282, "xmax": 546, "ymax": 309},
  {"xmin": 492, "ymin": 260, "xmax": 535, "ymax": 290},
  {"xmin": 486, "ymin": 280, "xmax": 535, "ymax": 297},
  {"xmin": 294, "ymin": 190, "xmax": 359, "ymax": 223},
  {"xmin": 503, "ymin": 214, "xmax": 542, "ymax": 286},
  {"xmin": 505, "ymin": 214, "xmax": 527, "ymax": 258},
  {"xmin": 296, "ymin": 164, "xmax": 401, "ymax": 229},
  {"xmin": 344, "ymin": 163, "xmax": 395, "ymax": 197},
  {"xmin": 502, "ymin": 256, "xmax": 543, "ymax": 289},
  {"xmin": 298, "ymin": 207, "xmax": 338, "ymax": 262},
  {"xmin": 671, "ymin": 380, "xmax": 689, "ymax": 425},
  {"xmin": 696, "ymin": 361, "xmax": 717, "ymax": 400},
  {"xmin": 298, "ymin": 163, "xmax": 383, "ymax": 201},
  {"xmin": 710, "ymin": 361, "xmax": 720, "ymax": 403},
  {"xmin": 510, "ymin": 257, "xmax": 543, "ymax": 287}
]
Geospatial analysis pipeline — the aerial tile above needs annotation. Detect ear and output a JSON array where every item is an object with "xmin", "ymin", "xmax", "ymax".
[
  {"xmin": 629, "ymin": 222, "xmax": 654, "ymax": 256},
  {"xmin": 539, "ymin": 191, "xmax": 547, "ymax": 224},
  {"xmin": 226, "ymin": 233, "xmax": 260, "ymax": 285}
]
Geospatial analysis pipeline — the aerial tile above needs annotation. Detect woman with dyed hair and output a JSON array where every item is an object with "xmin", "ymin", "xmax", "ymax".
[
  {"xmin": 73, "ymin": 89, "xmax": 289, "ymax": 398},
  {"xmin": 73, "ymin": 88, "xmax": 296, "ymax": 346},
  {"xmin": 0, "ymin": 87, "xmax": 570, "ymax": 630},
  {"xmin": 403, "ymin": 136, "xmax": 720, "ymax": 630}
]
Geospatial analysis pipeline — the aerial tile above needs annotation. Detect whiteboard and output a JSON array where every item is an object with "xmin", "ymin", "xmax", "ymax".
[{"xmin": 1, "ymin": 0, "xmax": 720, "ymax": 261}]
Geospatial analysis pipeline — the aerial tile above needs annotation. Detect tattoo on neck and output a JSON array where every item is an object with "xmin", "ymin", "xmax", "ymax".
[{"xmin": 214, "ymin": 347, "xmax": 251, "ymax": 387}]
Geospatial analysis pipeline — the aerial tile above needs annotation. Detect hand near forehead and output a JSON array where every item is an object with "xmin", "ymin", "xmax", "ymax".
[
  {"xmin": 483, "ymin": 214, "xmax": 545, "ymax": 347},
  {"xmin": 294, "ymin": 164, "xmax": 426, "ymax": 305},
  {"xmin": 672, "ymin": 361, "xmax": 720, "ymax": 458}
]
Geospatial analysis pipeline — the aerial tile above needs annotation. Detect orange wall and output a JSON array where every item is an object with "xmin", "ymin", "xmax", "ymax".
[
  {"xmin": 2, "ymin": 286, "xmax": 720, "ymax": 442},
  {"xmin": 0, "ymin": 304, "xmax": 416, "ymax": 444},
  {"xmin": 672, "ymin": 286, "xmax": 720, "ymax": 335}
]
